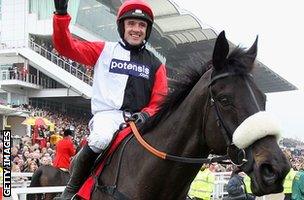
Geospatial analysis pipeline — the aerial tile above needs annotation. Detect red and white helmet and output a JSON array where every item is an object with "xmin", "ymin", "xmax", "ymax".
[{"xmin": 117, "ymin": 0, "xmax": 154, "ymax": 41}]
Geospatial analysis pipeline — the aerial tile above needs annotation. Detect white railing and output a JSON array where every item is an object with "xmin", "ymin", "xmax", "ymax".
[
  {"xmin": 1, "ymin": 70, "xmax": 38, "ymax": 85},
  {"xmin": 0, "ymin": 70, "xmax": 60, "ymax": 89},
  {"xmin": 28, "ymin": 40, "xmax": 93, "ymax": 85},
  {"xmin": 213, "ymin": 172, "xmax": 231, "ymax": 199},
  {"xmin": 5, "ymin": 172, "xmax": 65, "ymax": 200},
  {"xmin": 11, "ymin": 172, "xmax": 33, "ymax": 188}
]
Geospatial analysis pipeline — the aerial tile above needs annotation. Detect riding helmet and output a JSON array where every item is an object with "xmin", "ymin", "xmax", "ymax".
[{"xmin": 117, "ymin": 0, "xmax": 154, "ymax": 41}]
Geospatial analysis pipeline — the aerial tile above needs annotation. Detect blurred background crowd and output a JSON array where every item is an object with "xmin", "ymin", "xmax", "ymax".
[{"xmin": 0, "ymin": 104, "xmax": 90, "ymax": 174}]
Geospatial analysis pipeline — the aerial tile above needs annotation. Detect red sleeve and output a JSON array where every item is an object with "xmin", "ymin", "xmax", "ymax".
[
  {"xmin": 52, "ymin": 14, "xmax": 105, "ymax": 68},
  {"xmin": 142, "ymin": 64, "xmax": 168, "ymax": 116}
]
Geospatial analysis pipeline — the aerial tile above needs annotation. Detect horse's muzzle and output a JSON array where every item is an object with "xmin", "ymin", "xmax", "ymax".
[{"xmin": 250, "ymin": 158, "xmax": 290, "ymax": 196}]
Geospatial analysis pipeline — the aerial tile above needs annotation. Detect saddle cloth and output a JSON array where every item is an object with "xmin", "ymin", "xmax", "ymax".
[{"xmin": 77, "ymin": 126, "xmax": 132, "ymax": 200}]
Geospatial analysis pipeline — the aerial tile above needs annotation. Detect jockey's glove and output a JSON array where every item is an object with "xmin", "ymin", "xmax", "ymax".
[
  {"xmin": 131, "ymin": 112, "xmax": 150, "ymax": 125},
  {"xmin": 54, "ymin": 0, "xmax": 69, "ymax": 15}
]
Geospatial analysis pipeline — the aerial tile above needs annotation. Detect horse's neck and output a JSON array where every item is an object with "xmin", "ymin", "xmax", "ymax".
[
  {"xmin": 149, "ymin": 71, "xmax": 211, "ymax": 156},
  {"xmin": 128, "ymin": 74, "xmax": 212, "ymax": 197}
]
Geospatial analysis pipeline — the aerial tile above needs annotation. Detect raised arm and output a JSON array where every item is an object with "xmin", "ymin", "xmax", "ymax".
[{"xmin": 52, "ymin": 0, "xmax": 105, "ymax": 67}]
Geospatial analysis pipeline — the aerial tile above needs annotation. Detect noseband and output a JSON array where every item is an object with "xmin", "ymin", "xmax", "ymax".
[{"xmin": 127, "ymin": 70, "xmax": 262, "ymax": 171}]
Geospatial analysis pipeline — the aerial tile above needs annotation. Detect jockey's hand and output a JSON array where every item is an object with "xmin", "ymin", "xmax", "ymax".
[
  {"xmin": 131, "ymin": 112, "xmax": 150, "ymax": 125},
  {"xmin": 54, "ymin": 0, "xmax": 69, "ymax": 15}
]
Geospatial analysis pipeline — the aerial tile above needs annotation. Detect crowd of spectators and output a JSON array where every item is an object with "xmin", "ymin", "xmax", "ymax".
[
  {"xmin": 0, "ymin": 104, "xmax": 90, "ymax": 175},
  {"xmin": 25, "ymin": 105, "xmax": 91, "ymax": 144},
  {"xmin": 281, "ymin": 138, "xmax": 304, "ymax": 171}
]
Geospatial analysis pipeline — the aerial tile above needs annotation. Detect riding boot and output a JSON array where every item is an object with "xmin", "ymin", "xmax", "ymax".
[{"xmin": 55, "ymin": 145, "xmax": 99, "ymax": 200}]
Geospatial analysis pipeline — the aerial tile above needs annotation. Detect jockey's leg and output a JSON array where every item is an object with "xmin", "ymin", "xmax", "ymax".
[
  {"xmin": 55, "ymin": 145, "xmax": 99, "ymax": 200},
  {"xmin": 55, "ymin": 111, "xmax": 124, "ymax": 200}
]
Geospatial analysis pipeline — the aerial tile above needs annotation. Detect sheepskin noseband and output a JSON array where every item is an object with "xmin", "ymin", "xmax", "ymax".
[{"xmin": 233, "ymin": 111, "xmax": 281, "ymax": 149}]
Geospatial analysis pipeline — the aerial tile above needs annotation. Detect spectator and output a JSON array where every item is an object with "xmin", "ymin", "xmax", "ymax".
[
  {"xmin": 25, "ymin": 161, "xmax": 38, "ymax": 172},
  {"xmin": 11, "ymin": 146, "xmax": 19, "ymax": 160},
  {"xmin": 284, "ymin": 167, "xmax": 297, "ymax": 200},
  {"xmin": 12, "ymin": 163, "xmax": 21, "ymax": 172},
  {"xmin": 40, "ymin": 156, "xmax": 51, "ymax": 166},
  {"xmin": 53, "ymin": 129, "xmax": 76, "ymax": 170},
  {"xmin": 291, "ymin": 163, "xmax": 304, "ymax": 200},
  {"xmin": 224, "ymin": 169, "xmax": 255, "ymax": 200},
  {"xmin": 188, "ymin": 163, "xmax": 216, "ymax": 200},
  {"xmin": 50, "ymin": 132, "xmax": 63, "ymax": 145}
]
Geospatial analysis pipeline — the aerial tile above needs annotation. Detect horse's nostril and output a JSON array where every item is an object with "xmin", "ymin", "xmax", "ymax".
[{"xmin": 260, "ymin": 163, "xmax": 277, "ymax": 185}]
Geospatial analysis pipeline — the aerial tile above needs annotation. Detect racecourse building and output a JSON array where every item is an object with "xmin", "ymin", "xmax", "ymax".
[{"xmin": 0, "ymin": 0, "xmax": 297, "ymax": 131}]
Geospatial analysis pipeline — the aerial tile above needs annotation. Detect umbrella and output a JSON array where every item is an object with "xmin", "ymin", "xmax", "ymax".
[
  {"xmin": 35, "ymin": 117, "xmax": 46, "ymax": 126},
  {"xmin": 21, "ymin": 116, "xmax": 36, "ymax": 125},
  {"xmin": 22, "ymin": 117, "xmax": 54, "ymax": 126}
]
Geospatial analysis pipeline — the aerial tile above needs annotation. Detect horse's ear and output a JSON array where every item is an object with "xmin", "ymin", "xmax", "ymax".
[
  {"xmin": 213, "ymin": 31, "xmax": 229, "ymax": 70},
  {"xmin": 245, "ymin": 36, "xmax": 258, "ymax": 64}
]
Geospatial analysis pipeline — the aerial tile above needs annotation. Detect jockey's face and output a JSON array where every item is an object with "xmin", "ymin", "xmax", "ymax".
[{"xmin": 123, "ymin": 18, "xmax": 147, "ymax": 46}]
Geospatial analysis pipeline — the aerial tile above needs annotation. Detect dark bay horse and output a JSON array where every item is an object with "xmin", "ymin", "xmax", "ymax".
[
  {"xmin": 27, "ymin": 165, "xmax": 70, "ymax": 200},
  {"xmin": 87, "ymin": 31, "xmax": 290, "ymax": 199}
]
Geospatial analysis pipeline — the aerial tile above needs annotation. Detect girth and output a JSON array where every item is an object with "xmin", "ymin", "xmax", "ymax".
[{"xmin": 93, "ymin": 134, "xmax": 133, "ymax": 200}]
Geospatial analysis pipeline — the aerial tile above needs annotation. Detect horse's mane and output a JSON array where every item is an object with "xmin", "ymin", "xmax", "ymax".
[
  {"xmin": 142, "ymin": 46, "xmax": 253, "ymax": 133},
  {"xmin": 141, "ymin": 61, "xmax": 211, "ymax": 133}
]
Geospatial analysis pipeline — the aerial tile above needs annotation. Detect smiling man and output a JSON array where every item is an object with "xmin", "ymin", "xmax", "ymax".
[
  {"xmin": 52, "ymin": 0, "xmax": 168, "ymax": 199},
  {"xmin": 124, "ymin": 18, "xmax": 148, "ymax": 45}
]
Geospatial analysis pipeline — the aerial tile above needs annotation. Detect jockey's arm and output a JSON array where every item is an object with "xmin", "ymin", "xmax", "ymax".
[{"xmin": 52, "ymin": 14, "xmax": 105, "ymax": 68}]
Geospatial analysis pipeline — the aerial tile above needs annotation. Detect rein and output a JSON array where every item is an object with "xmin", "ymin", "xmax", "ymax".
[{"xmin": 129, "ymin": 121, "xmax": 229, "ymax": 164}]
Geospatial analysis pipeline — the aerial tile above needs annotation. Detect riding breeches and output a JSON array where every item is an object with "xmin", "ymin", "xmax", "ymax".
[{"xmin": 87, "ymin": 110, "xmax": 125, "ymax": 152}]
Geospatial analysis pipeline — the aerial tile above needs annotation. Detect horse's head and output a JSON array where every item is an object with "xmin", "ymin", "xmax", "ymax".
[{"xmin": 204, "ymin": 31, "xmax": 290, "ymax": 196}]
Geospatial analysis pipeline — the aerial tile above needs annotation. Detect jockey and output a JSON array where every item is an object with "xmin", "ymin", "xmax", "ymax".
[
  {"xmin": 53, "ymin": 129, "xmax": 76, "ymax": 170},
  {"xmin": 52, "ymin": 0, "xmax": 168, "ymax": 199}
]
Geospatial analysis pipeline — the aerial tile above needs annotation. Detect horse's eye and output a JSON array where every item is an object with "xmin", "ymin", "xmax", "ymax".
[{"xmin": 218, "ymin": 96, "xmax": 231, "ymax": 107}]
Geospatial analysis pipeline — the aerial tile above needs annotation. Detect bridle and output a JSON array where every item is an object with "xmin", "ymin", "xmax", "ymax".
[
  {"xmin": 207, "ymin": 71, "xmax": 262, "ymax": 172},
  {"xmin": 127, "ymin": 69, "xmax": 263, "ymax": 171}
]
